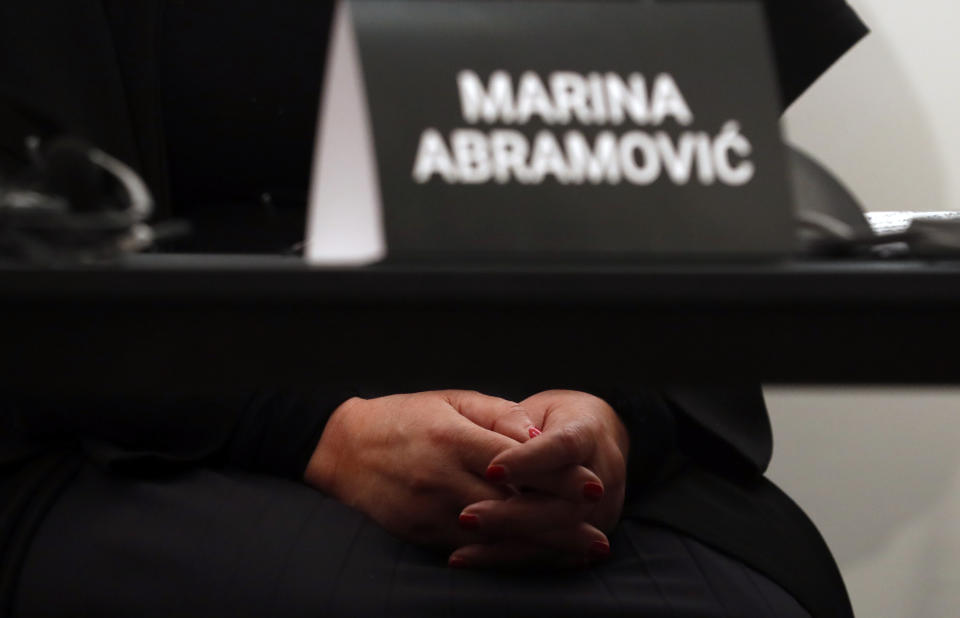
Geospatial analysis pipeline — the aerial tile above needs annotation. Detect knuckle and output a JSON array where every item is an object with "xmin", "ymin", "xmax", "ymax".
[
  {"xmin": 605, "ymin": 437, "xmax": 627, "ymax": 474},
  {"xmin": 491, "ymin": 403, "xmax": 528, "ymax": 432},
  {"xmin": 594, "ymin": 432, "xmax": 626, "ymax": 476},
  {"xmin": 501, "ymin": 400, "xmax": 524, "ymax": 414},
  {"xmin": 490, "ymin": 415, "xmax": 514, "ymax": 433},
  {"xmin": 456, "ymin": 389, "xmax": 483, "ymax": 402},
  {"xmin": 558, "ymin": 423, "xmax": 589, "ymax": 461}
]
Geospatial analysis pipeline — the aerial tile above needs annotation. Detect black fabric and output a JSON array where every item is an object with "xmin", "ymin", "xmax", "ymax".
[
  {"xmin": 0, "ymin": 451, "xmax": 81, "ymax": 618},
  {"xmin": 764, "ymin": 0, "xmax": 869, "ymax": 106},
  {"xmin": 0, "ymin": 1, "xmax": 867, "ymax": 616},
  {"xmin": 626, "ymin": 461, "xmax": 853, "ymax": 618},
  {"xmin": 1, "ymin": 384, "xmax": 850, "ymax": 617},
  {"xmin": 0, "ymin": 388, "xmax": 355, "ymax": 618},
  {"xmin": 3, "ymin": 389, "xmax": 356, "ymax": 480},
  {"xmin": 14, "ymin": 462, "xmax": 813, "ymax": 618},
  {"xmin": 665, "ymin": 386, "xmax": 773, "ymax": 476}
]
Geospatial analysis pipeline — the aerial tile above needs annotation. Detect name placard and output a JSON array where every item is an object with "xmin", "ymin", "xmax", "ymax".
[{"xmin": 307, "ymin": 0, "xmax": 792, "ymax": 264}]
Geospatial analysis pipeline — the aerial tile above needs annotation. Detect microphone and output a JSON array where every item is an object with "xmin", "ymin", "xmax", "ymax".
[
  {"xmin": 0, "ymin": 134, "xmax": 184, "ymax": 262},
  {"xmin": 39, "ymin": 136, "xmax": 154, "ymax": 225},
  {"xmin": 42, "ymin": 137, "xmax": 106, "ymax": 213}
]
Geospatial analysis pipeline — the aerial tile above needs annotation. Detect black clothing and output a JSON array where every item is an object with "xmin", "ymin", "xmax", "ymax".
[
  {"xmin": 0, "ymin": 1, "xmax": 867, "ymax": 616},
  {"xmin": 15, "ymin": 462, "xmax": 813, "ymax": 617},
  {"xmin": 0, "ymin": 389, "xmax": 355, "ymax": 617}
]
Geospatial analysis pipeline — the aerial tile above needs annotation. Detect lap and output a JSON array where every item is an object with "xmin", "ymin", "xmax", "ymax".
[{"xmin": 15, "ymin": 464, "xmax": 811, "ymax": 617}]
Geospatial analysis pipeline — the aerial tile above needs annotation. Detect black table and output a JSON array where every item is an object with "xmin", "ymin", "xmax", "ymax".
[{"xmin": 3, "ymin": 255, "xmax": 959, "ymax": 395}]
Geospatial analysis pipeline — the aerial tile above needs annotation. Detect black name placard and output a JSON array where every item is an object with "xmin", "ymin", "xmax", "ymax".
[{"xmin": 307, "ymin": 0, "xmax": 792, "ymax": 264}]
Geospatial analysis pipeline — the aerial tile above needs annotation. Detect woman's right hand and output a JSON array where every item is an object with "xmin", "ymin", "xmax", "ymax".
[
  {"xmin": 449, "ymin": 390, "xmax": 629, "ymax": 568},
  {"xmin": 303, "ymin": 391, "xmax": 524, "ymax": 549}
]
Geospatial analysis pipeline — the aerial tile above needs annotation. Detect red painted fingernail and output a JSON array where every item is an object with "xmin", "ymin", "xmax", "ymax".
[
  {"xmin": 583, "ymin": 482, "xmax": 604, "ymax": 500},
  {"xmin": 458, "ymin": 513, "xmax": 480, "ymax": 530},
  {"xmin": 485, "ymin": 464, "xmax": 508, "ymax": 482},
  {"xmin": 589, "ymin": 541, "xmax": 610, "ymax": 558},
  {"xmin": 528, "ymin": 426, "xmax": 542, "ymax": 438},
  {"xmin": 449, "ymin": 556, "xmax": 467, "ymax": 568}
]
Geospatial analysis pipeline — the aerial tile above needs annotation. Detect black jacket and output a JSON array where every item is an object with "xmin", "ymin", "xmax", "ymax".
[{"xmin": 0, "ymin": 2, "xmax": 867, "ymax": 617}]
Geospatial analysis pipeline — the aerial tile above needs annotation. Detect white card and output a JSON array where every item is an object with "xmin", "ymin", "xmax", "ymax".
[{"xmin": 305, "ymin": 0, "xmax": 386, "ymax": 265}]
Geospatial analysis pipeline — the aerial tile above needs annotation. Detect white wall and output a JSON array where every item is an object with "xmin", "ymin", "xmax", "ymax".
[
  {"xmin": 766, "ymin": 388, "xmax": 960, "ymax": 618},
  {"xmin": 771, "ymin": 3, "xmax": 960, "ymax": 617},
  {"xmin": 783, "ymin": 0, "xmax": 960, "ymax": 213}
]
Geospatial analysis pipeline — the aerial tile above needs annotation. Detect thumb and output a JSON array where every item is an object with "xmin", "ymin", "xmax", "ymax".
[{"xmin": 441, "ymin": 390, "xmax": 541, "ymax": 443}]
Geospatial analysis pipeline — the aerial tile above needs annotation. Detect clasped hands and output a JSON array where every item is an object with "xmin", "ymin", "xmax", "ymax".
[{"xmin": 304, "ymin": 389, "xmax": 629, "ymax": 568}]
